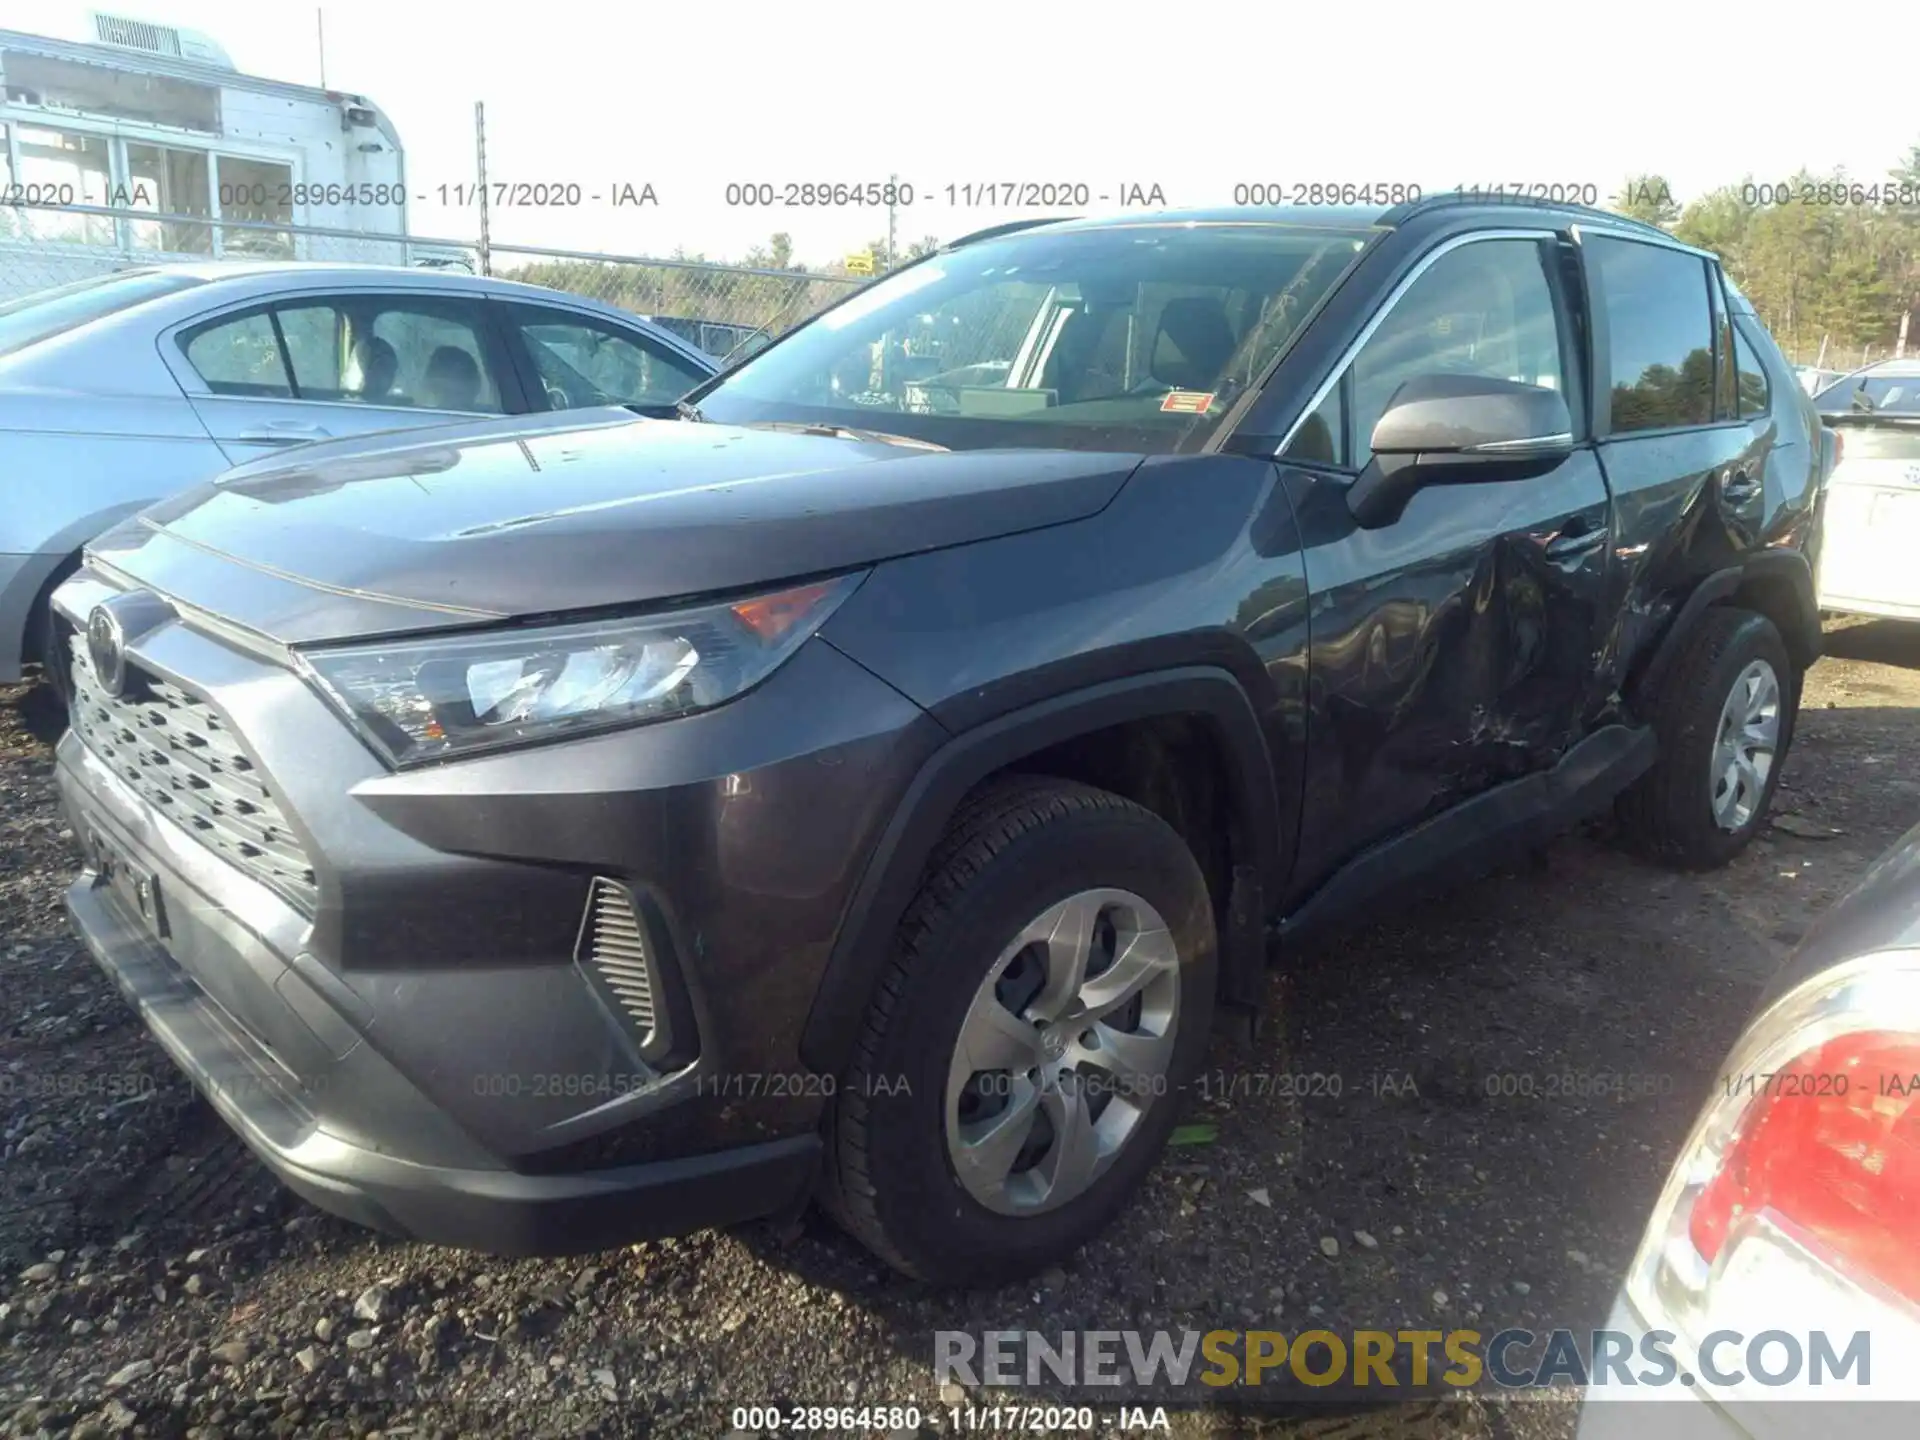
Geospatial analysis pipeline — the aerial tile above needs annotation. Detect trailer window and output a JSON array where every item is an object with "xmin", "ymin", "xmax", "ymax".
[
  {"xmin": 126, "ymin": 144, "xmax": 214, "ymax": 254},
  {"xmin": 12, "ymin": 126, "xmax": 113, "ymax": 245},
  {"xmin": 217, "ymin": 157, "xmax": 295, "ymax": 258},
  {"xmin": 0, "ymin": 51, "xmax": 219, "ymax": 131}
]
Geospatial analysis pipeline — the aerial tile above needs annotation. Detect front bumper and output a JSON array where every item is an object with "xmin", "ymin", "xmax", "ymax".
[{"xmin": 52, "ymin": 566, "xmax": 942, "ymax": 1252}]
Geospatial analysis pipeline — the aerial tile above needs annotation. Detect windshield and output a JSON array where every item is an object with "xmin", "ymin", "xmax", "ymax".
[
  {"xmin": 1814, "ymin": 372, "xmax": 1920, "ymax": 415},
  {"xmin": 0, "ymin": 268, "xmax": 207, "ymax": 358},
  {"xmin": 694, "ymin": 221, "xmax": 1376, "ymax": 453}
]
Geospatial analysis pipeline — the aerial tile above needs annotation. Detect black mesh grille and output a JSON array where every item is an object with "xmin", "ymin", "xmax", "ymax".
[{"xmin": 67, "ymin": 634, "xmax": 318, "ymax": 913}]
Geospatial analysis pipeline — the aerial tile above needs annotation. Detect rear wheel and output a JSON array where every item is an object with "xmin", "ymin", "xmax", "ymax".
[
  {"xmin": 1617, "ymin": 607, "xmax": 1795, "ymax": 869},
  {"xmin": 824, "ymin": 777, "xmax": 1216, "ymax": 1284}
]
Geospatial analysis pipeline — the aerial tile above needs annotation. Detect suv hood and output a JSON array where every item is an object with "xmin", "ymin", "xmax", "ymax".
[{"xmin": 89, "ymin": 412, "xmax": 1144, "ymax": 646}]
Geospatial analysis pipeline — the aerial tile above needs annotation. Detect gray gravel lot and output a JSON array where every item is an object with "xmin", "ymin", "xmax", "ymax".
[{"xmin": 3, "ymin": 618, "xmax": 1918, "ymax": 1439}]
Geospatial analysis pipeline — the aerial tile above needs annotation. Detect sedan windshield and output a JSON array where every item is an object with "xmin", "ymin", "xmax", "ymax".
[
  {"xmin": 0, "ymin": 268, "xmax": 206, "ymax": 358},
  {"xmin": 695, "ymin": 221, "xmax": 1377, "ymax": 453}
]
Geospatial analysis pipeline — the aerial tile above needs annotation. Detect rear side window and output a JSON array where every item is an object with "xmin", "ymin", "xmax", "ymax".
[
  {"xmin": 183, "ymin": 311, "xmax": 291, "ymax": 398},
  {"xmin": 180, "ymin": 296, "xmax": 506, "ymax": 412},
  {"xmin": 1589, "ymin": 236, "xmax": 1716, "ymax": 434},
  {"xmin": 1731, "ymin": 318, "xmax": 1771, "ymax": 418}
]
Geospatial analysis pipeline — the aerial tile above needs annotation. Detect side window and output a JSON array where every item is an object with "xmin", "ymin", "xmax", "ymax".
[
  {"xmin": 512, "ymin": 310, "xmax": 709, "ymax": 410},
  {"xmin": 370, "ymin": 303, "xmax": 504, "ymax": 413},
  {"xmin": 182, "ymin": 311, "xmax": 291, "ymax": 397},
  {"xmin": 1282, "ymin": 381, "xmax": 1345, "ymax": 466},
  {"xmin": 1731, "ymin": 318, "xmax": 1771, "ymax": 418},
  {"xmin": 1589, "ymin": 237, "xmax": 1715, "ymax": 434},
  {"xmin": 1710, "ymin": 275, "xmax": 1737, "ymax": 421},
  {"xmin": 1345, "ymin": 239, "xmax": 1566, "ymax": 468},
  {"xmin": 276, "ymin": 303, "xmax": 348, "ymax": 400}
]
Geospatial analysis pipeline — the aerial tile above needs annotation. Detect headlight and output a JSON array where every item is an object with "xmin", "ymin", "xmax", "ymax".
[{"xmin": 301, "ymin": 574, "xmax": 862, "ymax": 766}]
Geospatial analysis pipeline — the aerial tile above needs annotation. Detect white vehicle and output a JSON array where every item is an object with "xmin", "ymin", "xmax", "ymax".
[
  {"xmin": 0, "ymin": 14, "xmax": 468, "ymax": 299},
  {"xmin": 1813, "ymin": 358, "xmax": 1920, "ymax": 622}
]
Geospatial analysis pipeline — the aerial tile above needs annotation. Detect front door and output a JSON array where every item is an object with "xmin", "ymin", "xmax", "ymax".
[{"xmin": 1276, "ymin": 232, "xmax": 1614, "ymax": 901}]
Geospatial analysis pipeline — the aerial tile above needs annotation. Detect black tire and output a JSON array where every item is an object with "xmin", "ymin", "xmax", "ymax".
[
  {"xmin": 824, "ymin": 776, "xmax": 1217, "ymax": 1285},
  {"xmin": 1617, "ymin": 606, "xmax": 1796, "ymax": 869},
  {"xmin": 26, "ymin": 556, "xmax": 79, "ymax": 711}
]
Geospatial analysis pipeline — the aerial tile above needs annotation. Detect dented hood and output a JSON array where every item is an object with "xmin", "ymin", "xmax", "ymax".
[{"xmin": 88, "ymin": 412, "xmax": 1143, "ymax": 646}]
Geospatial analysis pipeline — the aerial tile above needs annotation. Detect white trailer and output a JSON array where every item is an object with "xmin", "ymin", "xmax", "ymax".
[{"xmin": 0, "ymin": 12, "xmax": 466, "ymax": 298}]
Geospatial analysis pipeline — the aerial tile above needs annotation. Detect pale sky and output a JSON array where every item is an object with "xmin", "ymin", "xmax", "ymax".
[{"xmin": 11, "ymin": 0, "xmax": 1919, "ymax": 269}]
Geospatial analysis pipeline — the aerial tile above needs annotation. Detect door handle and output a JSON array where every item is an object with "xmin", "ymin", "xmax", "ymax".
[
  {"xmin": 238, "ymin": 420, "xmax": 332, "ymax": 444},
  {"xmin": 1543, "ymin": 527, "xmax": 1608, "ymax": 562}
]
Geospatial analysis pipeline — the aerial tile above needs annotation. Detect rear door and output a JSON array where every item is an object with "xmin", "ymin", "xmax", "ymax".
[
  {"xmin": 166, "ymin": 289, "xmax": 524, "ymax": 464},
  {"xmin": 1578, "ymin": 234, "xmax": 1760, "ymax": 689}
]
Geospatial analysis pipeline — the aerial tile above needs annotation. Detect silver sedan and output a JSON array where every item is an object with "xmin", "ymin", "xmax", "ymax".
[{"xmin": 0, "ymin": 262, "xmax": 716, "ymax": 682}]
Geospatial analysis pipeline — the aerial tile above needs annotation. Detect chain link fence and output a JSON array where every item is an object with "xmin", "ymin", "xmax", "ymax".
[{"xmin": 0, "ymin": 202, "xmax": 865, "ymax": 358}]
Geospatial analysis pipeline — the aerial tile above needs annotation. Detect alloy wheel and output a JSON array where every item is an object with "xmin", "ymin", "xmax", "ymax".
[
  {"xmin": 1710, "ymin": 658, "xmax": 1781, "ymax": 832},
  {"xmin": 943, "ymin": 888, "xmax": 1181, "ymax": 1216}
]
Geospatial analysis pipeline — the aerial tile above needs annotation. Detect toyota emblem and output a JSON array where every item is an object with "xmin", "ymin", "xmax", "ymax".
[
  {"xmin": 82, "ymin": 590, "xmax": 175, "ymax": 697},
  {"xmin": 86, "ymin": 604, "xmax": 127, "ymax": 698}
]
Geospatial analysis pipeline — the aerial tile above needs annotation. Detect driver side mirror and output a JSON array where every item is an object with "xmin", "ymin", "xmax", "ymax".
[{"xmin": 1346, "ymin": 374, "xmax": 1573, "ymax": 529}]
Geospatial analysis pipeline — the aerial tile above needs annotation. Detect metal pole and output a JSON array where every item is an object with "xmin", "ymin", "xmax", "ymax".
[
  {"xmin": 316, "ymin": 9, "xmax": 326, "ymax": 88},
  {"xmin": 886, "ymin": 172, "xmax": 898, "ymax": 271},
  {"xmin": 474, "ymin": 101, "xmax": 491, "ymax": 277}
]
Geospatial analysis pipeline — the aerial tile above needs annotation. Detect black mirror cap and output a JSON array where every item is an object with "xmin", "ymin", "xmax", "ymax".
[{"xmin": 1369, "ymin": 373, "xmax": 1573, "ymax": 457}]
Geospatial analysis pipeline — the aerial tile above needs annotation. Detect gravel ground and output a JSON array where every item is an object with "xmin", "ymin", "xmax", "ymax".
[{"xmin": 3, "ymin": 617, "xmax": 1918, "ymax": 1439}]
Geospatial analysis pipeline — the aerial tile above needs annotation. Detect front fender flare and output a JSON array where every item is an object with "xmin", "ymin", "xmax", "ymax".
[{"xmin": 798, "ymin": 666, "xmax": 1282, "ymax": 1076}]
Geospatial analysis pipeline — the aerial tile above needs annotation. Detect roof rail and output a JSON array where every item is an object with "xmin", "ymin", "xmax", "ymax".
[
  {"xmin": 1379, "ymin": 191, "xmax": 1676, "ymax": 242},
  {"xmin": 943, "ymin": 216, "xmax": 1077, "ymax": 250}
]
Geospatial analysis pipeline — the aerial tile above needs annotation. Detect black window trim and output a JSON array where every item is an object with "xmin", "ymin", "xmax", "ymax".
[
  {"xmin": 1268, "ymin": 226, "xmax": 1571, "ymax": 472},
  {"xmin": 1581, "ymin": 230, "xmax": 1750, "ymax": 443}
]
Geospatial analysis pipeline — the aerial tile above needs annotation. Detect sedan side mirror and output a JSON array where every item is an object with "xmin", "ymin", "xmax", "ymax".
[{"xmin": 1347, "ymin": 374, "xmax": 1573, "ymax": 529}]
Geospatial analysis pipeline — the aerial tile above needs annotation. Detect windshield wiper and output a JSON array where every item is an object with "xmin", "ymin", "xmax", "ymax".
[
  {"xmin": 675, "ymin": 399, "xmax": 708, "ymax": 422},
  {"xmin": 739, "ymin": 419, "xmax": 948, "ymax": 452}
]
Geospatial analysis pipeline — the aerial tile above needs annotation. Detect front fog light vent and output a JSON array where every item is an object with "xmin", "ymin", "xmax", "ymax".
[{"xmin": 576, "ymin": 878, "xmax": 664, "ymax": 1050}]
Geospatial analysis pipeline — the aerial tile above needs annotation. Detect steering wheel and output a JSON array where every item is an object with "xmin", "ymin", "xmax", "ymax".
[{"xmin": 544, "ymin": 382, "xmax": 570, "ymax": 411}]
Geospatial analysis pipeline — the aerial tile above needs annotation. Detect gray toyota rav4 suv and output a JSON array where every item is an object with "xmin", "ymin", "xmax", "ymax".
[{"xmin": 51, "ymin": 200, "xmax": 1828, "ymax": 1284}]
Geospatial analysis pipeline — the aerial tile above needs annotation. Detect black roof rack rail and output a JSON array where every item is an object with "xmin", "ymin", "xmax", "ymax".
[
  {"xmin": 943, "ymin": 216, "xmax": 1078, "ymax": 250},
  {"xmin": 1378, "ymin": 192, "xmax": 1678, "ymax": 243}
]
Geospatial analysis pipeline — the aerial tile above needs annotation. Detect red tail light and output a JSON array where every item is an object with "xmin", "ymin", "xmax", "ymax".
[
  {"xmin": 1620, "ymin": 949, "xmax": 1920, "ymax": 1399},
  {"xmin": 1688, "ymin": 1030, "xmax": 1920, "ymax": 1303}
]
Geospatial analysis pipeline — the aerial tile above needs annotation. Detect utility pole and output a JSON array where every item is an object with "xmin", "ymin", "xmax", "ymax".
[
  {"xmin": 886, "ymin": 172, "xmax": 898, "ymax": 271},
  {"xmin": 474, "ymin": 101, "xmax": 491, "ymax": 277},
  {"xmin": 1898, "ymin": 308, "xmax": 1911, "ymax": 360},
  {"xmin": 316, "ymin": 8, "xmax": 326, "ymax": 87}
]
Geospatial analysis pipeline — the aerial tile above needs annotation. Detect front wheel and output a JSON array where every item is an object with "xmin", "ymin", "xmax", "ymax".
[
  {"xmin": 1617, "ymin": 606, "xmax": 1796, "ymax": 869},
  {"xmin": 824, "ymin": 777, "xmax": 1216, "ymax": 1285}
]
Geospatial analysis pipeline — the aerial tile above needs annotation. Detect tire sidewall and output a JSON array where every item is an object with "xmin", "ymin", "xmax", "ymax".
[
  {"xmin": 856, "ymin": 805, "xmax": 1216, "ymax": 1282},
  {"xmin": 1674, "ymin": 612, "xmax": 1795, "ymax": 862}
]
